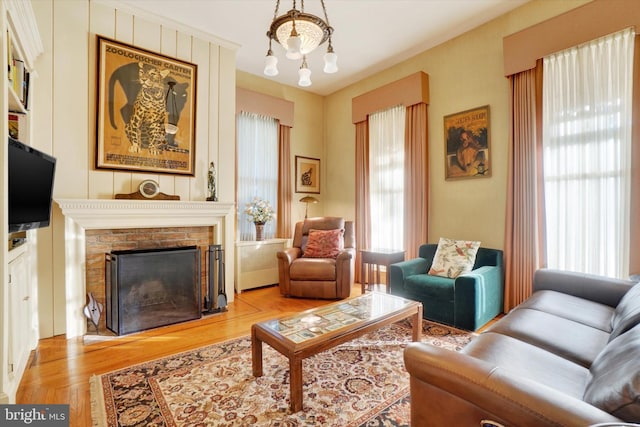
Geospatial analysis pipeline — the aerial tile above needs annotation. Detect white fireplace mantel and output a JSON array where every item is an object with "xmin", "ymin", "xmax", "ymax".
[
  {"xmin": 55, "ymin": 198, "xmax": 236, "ymax": 338},
  {"xmin": 56, "ymin": 198, "xmax": 235, "ymax": 229}
]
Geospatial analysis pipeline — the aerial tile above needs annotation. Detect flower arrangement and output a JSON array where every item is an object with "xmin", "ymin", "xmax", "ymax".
[{"xmin": 244, "ymin": 197, "xmax": 275, "ymax": 224}]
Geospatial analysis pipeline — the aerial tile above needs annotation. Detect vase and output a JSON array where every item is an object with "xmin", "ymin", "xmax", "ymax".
[{"xmin": 254, "ymin": 223, "xmax": 265, "ymax": 241}]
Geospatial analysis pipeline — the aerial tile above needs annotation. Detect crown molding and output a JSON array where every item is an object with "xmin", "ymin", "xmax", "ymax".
[{"xmin": 93, "ymin": 0, "xmax": 241, "ymax": 52}]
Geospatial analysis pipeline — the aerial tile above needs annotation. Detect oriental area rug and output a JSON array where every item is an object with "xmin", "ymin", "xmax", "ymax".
[{"xmin": 90, "ymin": 320, "xmax": 474, "ymax": 427}]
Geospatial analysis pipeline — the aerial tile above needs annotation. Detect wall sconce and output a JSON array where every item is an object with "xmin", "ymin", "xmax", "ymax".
[{"xmin": 299, "ymin": 196, "xmax": 319, "ymax": 218}]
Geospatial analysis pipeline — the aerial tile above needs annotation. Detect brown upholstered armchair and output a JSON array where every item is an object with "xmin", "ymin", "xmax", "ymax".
[{"xmin": 277, "ymin": 217, "xmax": 355, "ymax": 299}]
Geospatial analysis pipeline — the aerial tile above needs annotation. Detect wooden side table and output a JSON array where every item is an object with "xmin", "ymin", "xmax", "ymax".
[{"xmin": 360, "ymin": 248, "xmax": 405, "ymax": 293}]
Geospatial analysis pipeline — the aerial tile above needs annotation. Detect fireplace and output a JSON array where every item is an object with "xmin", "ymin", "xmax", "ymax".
[
  {"xmin": 106, "ymin": 246, "xmax": 201, "ymax": 335},
  {"xmin": 55, "ymin": 199, "xmax": 235, "ymax": 339}
]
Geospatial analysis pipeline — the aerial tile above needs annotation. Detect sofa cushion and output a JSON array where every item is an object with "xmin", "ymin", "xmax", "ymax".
[
  {"xmin": 609, "ymin": 282, "xmax": 640, "ymax": 342},
  {"xmin": 404, "ymin": 273, "xmax": 454, "ymax": 300},
  {"xmin": 302, "ymin": 228, "xmax": 344, "ymax": 258},
  {"xmin": 485, "ymin": 308, "xmax": 610, "ymax": 367},
  {"xmin": 584, "ymin": 323, "xmax": 640, "ymax": 422},
  {"xmin": 428, "ymin": 237, "xmax": 480, "ymax": 278},
  {"xmin": 290, "ymin": 258, "xmax": 336, "ymax": 280},
  {"xmin": 463, "ymin": 332, "xmax": 590, "ymax": 399},
  {"xmin": 517, "ymin": 290, "xmax": 615, "ymax": 332}
]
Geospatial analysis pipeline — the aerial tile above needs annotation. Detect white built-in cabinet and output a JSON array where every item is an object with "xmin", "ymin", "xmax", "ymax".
[
  {"xmin": 235, "ymin": 239, "xmax": 288, "ymax": 293},
  {"xmin": 7, "ymin": 245, "xmax": 32, "ymax": 393},
  {"xmin": 1, "ymin": 0, "xmax": 42, "ymax": 404}
]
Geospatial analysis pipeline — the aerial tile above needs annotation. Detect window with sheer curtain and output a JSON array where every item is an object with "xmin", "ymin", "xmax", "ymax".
[
  {"xmin": 236, "ymin": 111, "xmax": 278, "ymax": 241},
  {"xmin": 368, "ymin": 105, "xmax": 405, "ymax": 250},
  {"xmin": 542, "ymin": 28, "xmax": 634, "ymax": 278}
]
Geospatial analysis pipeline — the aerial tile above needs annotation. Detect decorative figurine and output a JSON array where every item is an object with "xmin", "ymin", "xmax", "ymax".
[{"xmin": 207, "ymin": 161, "xmax": 218, "ymax": 201}]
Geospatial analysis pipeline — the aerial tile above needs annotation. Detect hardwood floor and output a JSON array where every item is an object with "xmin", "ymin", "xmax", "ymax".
[
  {"xmin": 16, "ymin": 283, "xmax": 499, "ymax": 426},
  {"xmin": 16, "ymin": 283, "xmax": 365, "ymax": 426}
]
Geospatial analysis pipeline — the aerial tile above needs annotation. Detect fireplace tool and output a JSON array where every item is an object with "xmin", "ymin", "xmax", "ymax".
[{"xmin": 204, "ymin": 244, "xmax": 227, "ymax": 314}]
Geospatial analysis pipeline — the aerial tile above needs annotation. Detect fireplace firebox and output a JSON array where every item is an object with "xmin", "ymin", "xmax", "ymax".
[{"xmin": 105, "ymin": 246, "xmax": 201, "ymax": 335}]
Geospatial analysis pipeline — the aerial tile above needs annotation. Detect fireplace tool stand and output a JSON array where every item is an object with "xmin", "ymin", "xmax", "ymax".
[{"xmin": 204, "ymin": 244, "xmax": 227, "ymax": 314}]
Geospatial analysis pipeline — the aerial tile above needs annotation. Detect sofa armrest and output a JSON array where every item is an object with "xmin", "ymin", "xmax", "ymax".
[
  {"xmin": 277, "ymin": 247, "xmax": 301, "ymax": 265},
  {"xmin": 389, "ymin": 258, "xmax": 430, "ymax": 294},
  {"xmin": 277, "ymin": 247, "xmax": 301, "ymax": 296},
  {"xmin": 533, "ymin": 269, "xmax": 634, "ymax": 307},
  {"xmin": 404, "ymin": 343, "xmax": 623, "ymax": 426},
  {"xmin": 336, "ymin": 247, "xmax": 355, "ymax": 263},
  {"xmin": 335, "ymin": 248, "xmax": 356, "ymax": 298},
  {"xmin": 454, "ymin": 265, "xmax": 503, "ymax": 330}
]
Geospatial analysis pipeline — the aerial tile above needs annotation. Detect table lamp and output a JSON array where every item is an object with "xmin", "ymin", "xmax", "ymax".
[{"xmin": 299, "ymin": 196, "xmax": 319, "ymax": 218}]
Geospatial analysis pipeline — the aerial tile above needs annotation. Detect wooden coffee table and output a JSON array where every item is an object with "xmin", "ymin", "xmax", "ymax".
[{"xmin": 251, "ymin": 292, "xmax": 423, "ymax": 412}]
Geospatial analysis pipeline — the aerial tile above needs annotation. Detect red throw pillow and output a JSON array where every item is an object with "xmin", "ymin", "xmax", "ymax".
[{"xmin": 303, "ymin": 228, "xmax": 345, "ymax": 258}]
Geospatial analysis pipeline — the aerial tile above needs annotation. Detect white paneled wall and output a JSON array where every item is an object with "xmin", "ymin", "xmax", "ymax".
[{"xmin": 30, "ymin": 0, "xmax": 237, "ymax": 338}]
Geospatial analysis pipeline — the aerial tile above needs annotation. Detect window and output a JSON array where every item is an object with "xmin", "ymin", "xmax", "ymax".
[
  {"xmin": 542, "ymin": 28, "xmax": 634, "ymax": 278},
  {"xmin": 236, "ymin": 111, "xmax": 278, "ymax": 241},
  {"xmin": 368, "ymin": 105, "xmax": 405, "ymax": 250}
]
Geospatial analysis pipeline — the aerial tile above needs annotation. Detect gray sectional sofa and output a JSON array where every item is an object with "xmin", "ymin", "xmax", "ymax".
[{"xmin": 404, "ymin": 269, "xmax": 640, "ymax": 426}]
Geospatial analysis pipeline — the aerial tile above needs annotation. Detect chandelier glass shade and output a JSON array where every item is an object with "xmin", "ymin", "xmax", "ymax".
[
  {"xmin": 272, "ymin": 11, "xmax": 330, "ymax": 58},
  {"xmin": 264, "ymin": 0, "xmax": 337, "ymax": 87}
]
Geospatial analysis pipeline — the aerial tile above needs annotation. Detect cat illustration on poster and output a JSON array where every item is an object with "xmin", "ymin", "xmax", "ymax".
[{"xmin": 107, "ymin": 62, "xmax": 189, "ymax": 152}]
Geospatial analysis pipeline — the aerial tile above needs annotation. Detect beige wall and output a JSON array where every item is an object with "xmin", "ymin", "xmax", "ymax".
[
  {"xmin": 324, "ymin": 0, "xmax": 590, "ymax": 251},
  {"xmin": 30, "ymin": 0, "xmax": 237, "ymax": 337}
]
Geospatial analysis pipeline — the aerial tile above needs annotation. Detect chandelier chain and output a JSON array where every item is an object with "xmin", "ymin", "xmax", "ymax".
[
  {"xmin": 321, "ymin": 0, "xmax": 330, "ymax": 27},
  {"xmin": 272, "ymin": 0, "xmax": 280, "ymax": 22}
]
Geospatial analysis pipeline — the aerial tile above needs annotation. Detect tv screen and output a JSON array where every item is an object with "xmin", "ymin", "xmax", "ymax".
[{"xmin": 8, "ymin": 137, "xmax": 57, "ymax": 233}]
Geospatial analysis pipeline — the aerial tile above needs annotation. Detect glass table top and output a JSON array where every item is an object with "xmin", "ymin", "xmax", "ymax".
[{"xmin": 259, "ymin": 292, "xmax": 416, "ymax": 343}]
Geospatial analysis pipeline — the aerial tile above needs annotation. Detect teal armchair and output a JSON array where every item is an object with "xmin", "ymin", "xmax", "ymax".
[{"xmin": 389, "ymin": 244, "xmax": 504, "ymax": 331}]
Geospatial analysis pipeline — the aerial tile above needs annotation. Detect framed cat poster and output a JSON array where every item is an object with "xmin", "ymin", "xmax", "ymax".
[
  {"xmin": 95, "ymin": 36, "xmax": 197, "ymax": 175},
  {"xmin": 295, "ymin": 156, "xmax": 320, "ymax": 194}
]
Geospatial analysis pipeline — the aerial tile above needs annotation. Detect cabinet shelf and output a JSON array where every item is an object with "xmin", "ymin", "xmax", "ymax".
[{"xmin": 7, "ymin": 85, "xmax": 26, "ymax": 114}]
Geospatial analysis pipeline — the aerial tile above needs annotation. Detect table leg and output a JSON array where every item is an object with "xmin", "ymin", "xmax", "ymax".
[
  {"xmin": 289, "ymin": 356, "xmax": 303, "ymax": 412},
  {"xmin": 384, "ymin": 262, "xmax": 390, "ymax": 293},
  {"xmin": 251, "ymin": 326, "xmax": 263, "ymax": 377},
  {"xmin": 361, "ymin": 260, "xmax": 366, "ymax": 294},
  {"xmin": 412, "ymin": 304, "xmax": 423, "ymax": 342}
]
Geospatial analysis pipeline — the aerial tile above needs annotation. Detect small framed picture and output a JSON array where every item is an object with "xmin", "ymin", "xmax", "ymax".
[
  {"xmin": 443, "ymin": 105, "xmax": 490, "ymax": 180},
  {"xmin": 295, "ymin": 156, "xmax": 320, "ymax": 194}
]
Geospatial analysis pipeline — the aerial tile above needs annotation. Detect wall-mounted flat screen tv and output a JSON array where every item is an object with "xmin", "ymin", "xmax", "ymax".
[{"xmin": 8, "ymin": 137, "xmax": 57, "ymax": 233}]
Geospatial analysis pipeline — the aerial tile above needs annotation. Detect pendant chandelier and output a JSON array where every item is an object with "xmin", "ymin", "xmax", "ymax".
[{"xmin": 263, "ymin": 0, "xmax": 337, "ymax": 87}]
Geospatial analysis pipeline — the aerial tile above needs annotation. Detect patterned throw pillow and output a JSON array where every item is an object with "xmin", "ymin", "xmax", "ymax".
[
  {"xmin": 428, "ymin": 237, "xmax": 481, "ymax": 278},
  {"xmin": 303, "ymin": 228, "xmax": 345, "ymax": 258}
]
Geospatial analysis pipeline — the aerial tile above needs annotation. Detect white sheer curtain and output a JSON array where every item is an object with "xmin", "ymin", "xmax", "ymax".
[
  {"xmin": 237, "ymin": 111, "xmax": 279, "ymax": 241},
  {"xmin": 369, "ymin": 104, "xmax": 405, "ymax": 251},
  {"xmin": 542, "ymin": 28, "xmax": 634, "ymax": 278}
]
